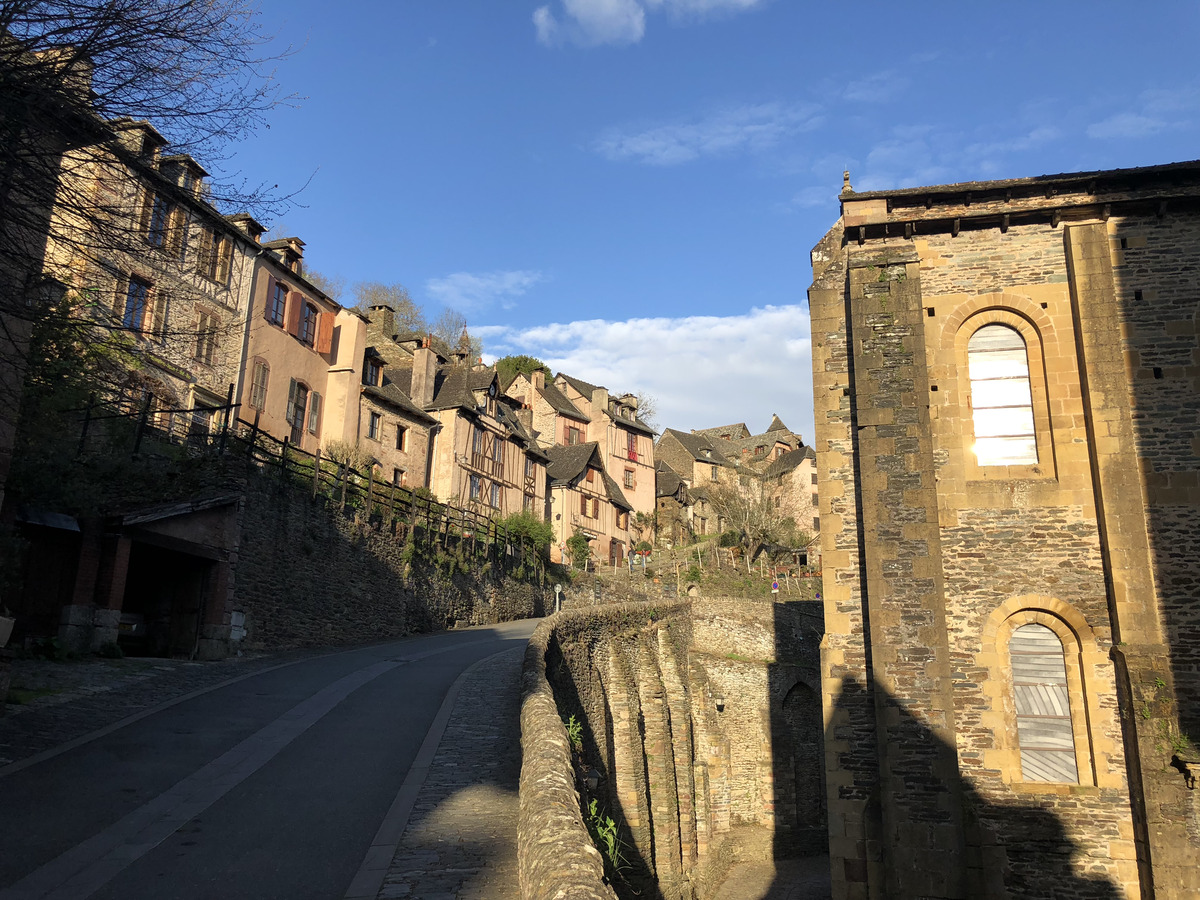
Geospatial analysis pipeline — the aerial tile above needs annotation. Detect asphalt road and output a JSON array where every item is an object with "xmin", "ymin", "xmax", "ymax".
[{"xmin": 0, "ymin": 620, "xmax": 538, "ymax": 900}]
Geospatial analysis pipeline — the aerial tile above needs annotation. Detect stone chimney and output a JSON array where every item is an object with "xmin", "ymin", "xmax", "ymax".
[
  {"xmin": 591, "ymin": 387, "xmax": 609, "ymax": 419},
  {"xmin": 532, "ymin": 370, "xmax": 546, "ymax": 391},
  {"xmin": 368, "ymin": 304, "xmax": 395, "ymax": 339},
  {"xmin": 516, "ymin": 404, "xmax": 534, "ymax": 433},
  {"xmin": 411, "ymin": 338, "xmax": 437, "ymax": 408}
]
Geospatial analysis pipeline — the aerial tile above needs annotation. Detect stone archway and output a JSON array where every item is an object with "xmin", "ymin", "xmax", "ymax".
[{"xmin": 780, "ymin": 680, "xmax": 826, "ymax": 854}]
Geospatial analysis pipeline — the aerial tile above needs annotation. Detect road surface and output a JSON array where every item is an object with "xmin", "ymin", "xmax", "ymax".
[{"xmin": 0, "ymin": 620, "xmax": 537, "ymax": 900}]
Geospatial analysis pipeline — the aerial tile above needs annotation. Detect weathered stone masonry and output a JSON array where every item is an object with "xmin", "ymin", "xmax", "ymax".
[
  {"xmin": 518, "ymin": 597, "xmax": 824, "ymax": 900},
  {"xmin": 810, "ymin": 162, "xmax": 1200, "ymax": 900}
]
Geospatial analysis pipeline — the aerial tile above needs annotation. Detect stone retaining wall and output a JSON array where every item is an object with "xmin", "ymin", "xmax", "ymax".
[{"xmin": 518, "ymin": 597, "xmax": 824, "ymax": 900}]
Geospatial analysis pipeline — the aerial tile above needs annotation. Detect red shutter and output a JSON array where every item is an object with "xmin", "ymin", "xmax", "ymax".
[
  {"xmin": 263, "ymin": 276, "xmax": 275, "ymax": 321},
  {"xmin": 285, "ymin": 291, "xmax": 302, "ymax": 336},
  {"xmin": 315, "ymin": 311, "xmax": 334, "ymax": 354}
]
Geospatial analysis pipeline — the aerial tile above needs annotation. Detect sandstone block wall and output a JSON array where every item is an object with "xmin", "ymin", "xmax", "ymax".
[
  {"xmin": 812, "ymin": 168, "xmax": 1200, "ymax": 899},
  {"xmin": 519, "ymin": 596, "xmax": 824, "ymax": 900}
]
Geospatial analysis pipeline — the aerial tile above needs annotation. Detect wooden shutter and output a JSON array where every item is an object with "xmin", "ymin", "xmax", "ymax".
[
  {"xmin": 315, "ymin": 310, "xmax": 334, "ymax": 354},
  {"xmin": 151, "ymin": 288, "xmax": 168, "ymax": 339},
  {"xmin": 263, "ymin": 276, "xmax": 276, "ymax": 321},
  {"xmin": 285, "ymin": 291, "xmax": 302, "ymax": 336},
  {"xmin": 580, "ymin": 493, "xmax": 587, "ymax": 516},
  {"xmin": 195, "ymin": 228, "xmax": 213, "ymax": 276}
]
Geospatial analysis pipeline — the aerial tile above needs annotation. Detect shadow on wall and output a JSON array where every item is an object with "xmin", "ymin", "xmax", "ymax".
[{"xmin": 824, "ymin": 678, "xmax": 1124, "ymax": 900}]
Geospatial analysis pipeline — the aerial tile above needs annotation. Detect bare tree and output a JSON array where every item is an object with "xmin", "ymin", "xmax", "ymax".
[
  {"xmin": 431, "ymin": 307, "xmax": 483, "ymax": 361},
  {"xmin": 353, "ymin": 281, "xmax": 425, "ymax": 331},
  {"xmin": 634, "ymin": 391, "xmax": 658, "ymax": 429},
  {"xmin": 305, "ymin": 269, "xmax": 346, "ymax": 304},
  {"xmin": 706, "ymin": 479, "xmax": 802, "ymax": 560},
  {"xmin": 0, "ymin": 1, "xmax": 291, "ymax": 508}
]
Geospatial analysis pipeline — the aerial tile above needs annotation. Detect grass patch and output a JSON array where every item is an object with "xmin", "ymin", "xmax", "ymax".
[{"xmin": 6, "ymin": 685, "xmax": 63, "ymax": 705}]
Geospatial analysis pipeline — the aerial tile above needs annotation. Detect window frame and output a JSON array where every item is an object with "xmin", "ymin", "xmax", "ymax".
[
  {"xmin": 953, "ymin": 308, "xmax": 1056, "ymax": 482},
  {"xmin": 298, "ymin": 303, "xmax": 319, "ymax": 347},
  {"xmin": 249, "ymin": 359, "xmax": 270, "ymax": 411},
  {"xmin": 122, "ymin": 276, "xmax": 151, "ymax": 332},
  {"xmin": 268, "ymin": 281, "xmax": 288, "ymax": 326},
  {"xmin": 367, "ymin": 411, "xmax": 382, "ymax": 441}
]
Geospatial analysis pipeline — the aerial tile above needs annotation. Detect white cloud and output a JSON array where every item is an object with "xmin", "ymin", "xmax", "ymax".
[
  {"xmin": 476, "ymin": 305, "xmax": 815, "ymax": 439},
  {"xmin": 843, "ymin": 70, "xmax": 908, "ymax": 103},
  {"xmin": 1087, "ymin": 85, "xmax": 1200, "ymax": 140},
  {"xmin": 425, "ymin": 270, "xmax": 546, "ymax": 314},
  {"xmin": 533, "ymin": 0, "xmax": 645, "ymax": 47},
  {"xmin": 596, "ymin": 102, "xmax": 823, "ymax": 165},
  {"xmin": 534, "ymin": 0, "xmax": 765, "ymax": 47}
]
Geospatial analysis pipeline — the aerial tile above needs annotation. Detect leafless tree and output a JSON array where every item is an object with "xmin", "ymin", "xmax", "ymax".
[
  {"xmin": 0, "ymin": 0, "xmax": 292, "ymax": 506},
  {"xmin": 353, "ymin": 281, "xmax": 425, "ymax": 331},
  {"xmin": 706, "ymin": 479, "xmax": 804, "ymax": 560}
]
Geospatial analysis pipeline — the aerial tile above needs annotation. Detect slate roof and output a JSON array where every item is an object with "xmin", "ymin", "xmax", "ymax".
[
  {"xmin": 764, "ymin": 446, "xmax": 815, "ymax": 478},
  {"xmin": 545, "ymin": 442, "xmax": 602, "ymax": 484},
  {"xmin": 660, "ymin": 428, "xmax": 734, "ymax": 466},
  {"xmin": 655, "ymin": 461, "xmax": 686, "ymax": 499},
  {"xmin": 540, "ymin": 380, "xmax": 588, "ymax": 421},
  {"xmin": 362, "ymin": 381, "xmax": 438, "ymax": 424},
  {"xmin": 545, "ymin": 442, "xmax": 633, "ymax": 511},
  {"xmin": 557, "ymin": 373, "xmax": 602, "ymax": 398},
  {"xmin": 555, "ymin": 372, "xmax": 656, "ymax": 435},
  {"xmin": 766, "ymin": 414, "xmax": 790, "ymax": 433},
  {"xmin": 693, "ymin": 423, "xmax": 750, "ymax": 440}
]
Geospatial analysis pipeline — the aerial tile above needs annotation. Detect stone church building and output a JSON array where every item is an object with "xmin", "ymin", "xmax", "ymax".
[{"xmin": 809, "ymin": 162, "xmax": 1200, "ymax": 899}]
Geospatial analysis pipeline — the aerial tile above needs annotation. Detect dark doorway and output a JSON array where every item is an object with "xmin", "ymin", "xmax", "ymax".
[{"xmin": 119, "ymin": 542, "xmax": 211, "ymax": 657}]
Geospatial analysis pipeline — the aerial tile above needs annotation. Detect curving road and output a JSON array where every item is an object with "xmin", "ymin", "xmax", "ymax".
[{"xmin": 0, "ymin": 620, "xmax": 537, "ymax": 900}]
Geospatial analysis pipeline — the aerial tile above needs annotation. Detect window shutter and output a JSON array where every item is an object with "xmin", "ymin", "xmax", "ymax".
[
  {"xmin": 315, "ymin": 310, "xmax": 334, "ymax": 354},
  {"xmin": 195, "ymin": 228, "xmax": 213, "ymax": 276},
  {"xmin": 286, "ymin": 378, "xmax": 299, "ymax": 424},
  {"xmin": 263, "ymin": 276, "xmax": 276, "ymax": 321},
  {"xmin": 285, "ymin": 291, "xmax": 303, "ymax": 336},
  {"xmin": 580, "ymin": 493, "xmax": 587, "ymax": 516},
  {"xmin": 138, "ymin": 189, "xmax": 155, "ymax": 233},
  {"xmin": 308, "ymin": 391, "xmax": 322, "ymax": 435}
]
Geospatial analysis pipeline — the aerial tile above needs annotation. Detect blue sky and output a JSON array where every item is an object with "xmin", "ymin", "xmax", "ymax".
[{"xmin": 224, "ymin": 1, "xmax": 1200, "ymax": 442}]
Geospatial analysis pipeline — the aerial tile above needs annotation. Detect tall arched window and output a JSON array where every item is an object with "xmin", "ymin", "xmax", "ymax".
[
  {"xmin": 1010, "ymin": 623, "xmax": 1078, "ymax": 783},
  {"xmin": 967, "ymin": 324, "xmax": 1037, "ymax": 466}
]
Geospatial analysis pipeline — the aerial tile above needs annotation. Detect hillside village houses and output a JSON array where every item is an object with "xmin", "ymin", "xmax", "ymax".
[
  {"xmin": 1, "ymin": 74, "xmax": 822, "ymax": 657},
  {"xmin": 504, "ymin": 369, "xmax": 655, "ymax": 564},
  {"xmin": 655, "ymin": 417, "xmax": 818, "ymax": 542}
]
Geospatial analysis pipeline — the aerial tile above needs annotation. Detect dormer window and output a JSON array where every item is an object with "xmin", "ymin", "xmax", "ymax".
[{"xmin": 363, "ymin": 356, "xmax": 381, "ymax": 386}]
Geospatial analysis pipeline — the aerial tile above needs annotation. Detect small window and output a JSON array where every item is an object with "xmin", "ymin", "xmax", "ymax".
[
  {"xmin": 250, "ymin": 360, "xmax": 269, "ymax": 410},
  {"xmin": 269, "ymin": 282, "xmax": 288, "ymax": 325},
  {"xmin": 1010, "ymin": 623, "xmax": 1078, "ymax": 783},
  {"xmin": 492, "ymin": 435, "xmax": 504, "ymax": 463},
  {"xmin": 567, "ymin": 425, "xmax": 581, "ymax": 445},
  {"xmin": 298, "ymin": 303, "xmax": 318, "ymax": 346},
  {"xmin": 811, "ymin": 492, "xmax": 819, "ymax": 506},
  {"xmin": 525, "ymin": 457, "xmax": 535, "ymax": 479},
  {"xmin": 624, "ymin": 469, "xmax": 635, "ymax": 489},
  {"xmin": 586, "ymin": 468, "xmax": 595, "ymax": 484},
  {"xmin": 286, "ymin": 380, "xmax": 308, "ymax": 443},
  {"xmin": 473, "ymin": 426, "xmax": 484, "ymax": 455},
  {"xmin": 363, "ymin": 356, "xmax": 381, "ymax": 386},
  {"xmin": 813, "ymin": 516, "xmax": 820, "ymax": 531},
  {"xmin": 967, "ymin": 324, "xmax": 1037, "ymax": 466},
  {"xmin": 490, "ymin": 483, "xmax": 501, "ymax": 509},
  {"xmin": 146, "ymin": 194, "xmax": 170, "ymax": 248},
  {"xmin": 469, "ymin": 474, "xmax": 481, "ymax": 501},
  {"xmin": 396, "ymin": 426, "xmax": 407, "ymax": 452},
  {"xmin": 711, "ymin": 465, "xmax": 719, "ymax": 482},
  {"xmin": 627, "ymin": 431, "xmax": 638, "ymax": 461},
  {"xmin": 811, "ymin": 473, "xmax": 818, "ymax": 485},
  {"xmin": 368, "ymin": 411, "xmax": 382, "ymax": 440},
  {"xmin": 393, "ymin": 468, "xmax": 406, "ymax": 486},
  {"xmin": 523, "ymin": 493, "xmax": 534, "ymax": 512},
  {"xmin": 123, "ymin": 277, "xmax": 151, "ymax": 331},
  {"xmin": 307, "ymin": 391, "xmax": 321, "ymax": 435},
  {"xmin": 194, "ymin": 312, "xmax": 217, "ymax": 365}
]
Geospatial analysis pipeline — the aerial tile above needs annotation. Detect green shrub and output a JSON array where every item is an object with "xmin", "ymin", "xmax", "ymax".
[{"xmin": 685, "ymin": 564, "xmax": 702, "ymax": 582}]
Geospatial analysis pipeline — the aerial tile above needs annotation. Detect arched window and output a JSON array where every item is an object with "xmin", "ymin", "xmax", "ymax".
[
  {"xmin": 1010, "ymin": 623, "xmax": 1078, "ymax": 783},
  {"xmin": 967, "ymin": 324, "xmax": 1037, "ymax": 466}
]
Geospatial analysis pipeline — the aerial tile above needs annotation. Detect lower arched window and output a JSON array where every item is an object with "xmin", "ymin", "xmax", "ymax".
[{"xmin": 1010, "ymin": 623, "xmax": 1078, "ymax": 783}]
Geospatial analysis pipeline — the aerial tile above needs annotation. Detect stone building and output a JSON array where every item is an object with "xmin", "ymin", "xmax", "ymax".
[
  {"xmin": 544, "ymin": 441, "xmax": 635, "ymax": 566},
  {"xmin": 809, "ymin": 161, "xmax": 1200, "ymax": 899},
  {"xmin": 237, "ymin": 236, "xmax": 368, "ymax": 456},
  {"xmin": 655, "ymin": 428, "xmax": 735, "ymax": 492},
  {"xmin": 505, "ymin": 369, "xmax": 657, "ymax": 521},
  {"xmin": 363, "ymin": 309, "xmax": 548, "ymax": 516}
]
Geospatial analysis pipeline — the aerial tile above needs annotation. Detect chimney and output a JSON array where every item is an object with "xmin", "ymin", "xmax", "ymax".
[
  {"xmin": 411, "ymin": 341, "xmax": 437, "ymax": 408},
  {"xmin": 368, "ymin": 304, "xmax": 395, "ymax": 338},
  {"xmin": 591, "ymin": 387, "xmax": 609, "ymax": 419},
  {"xmin": 532, "ymin": 370, "xmax": 545, "ymax": 391},
  {"xmin": 516, "ymin": 404, "xmax": 533, "ymax": 432}
]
